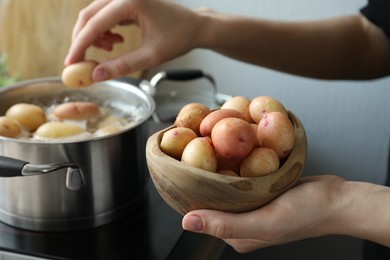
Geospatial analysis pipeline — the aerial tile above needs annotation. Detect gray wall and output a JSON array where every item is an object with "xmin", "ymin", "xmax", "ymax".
[{"xmin": 148, "ymin": 0, "xmax": 390, "ymax": 184}]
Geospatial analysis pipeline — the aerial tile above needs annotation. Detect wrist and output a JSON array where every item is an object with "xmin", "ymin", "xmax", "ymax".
[{"xmin": 331, "ymin": 180, "xmax": 390, "ymax": 246}]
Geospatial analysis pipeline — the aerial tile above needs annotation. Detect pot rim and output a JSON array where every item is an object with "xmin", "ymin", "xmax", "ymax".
[{"xmin": 0, "ymin": 77, "xmax": 156, "ymax": 144}]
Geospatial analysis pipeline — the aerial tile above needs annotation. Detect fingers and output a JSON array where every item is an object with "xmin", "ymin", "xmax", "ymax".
[
  {"xmin": 71, "ymin": 0, "xmax": 111, "ymax": 41},
  {"xmin": 92, "ymin": 31, "xmax": 124, "ymax": 51},
  {"xmin": 91, "ymin": 46, "xmax": 156, "ymax": 81},
  {"xmin": 65, "ymin": 0, "xmax": 132, "ymax": 65}
]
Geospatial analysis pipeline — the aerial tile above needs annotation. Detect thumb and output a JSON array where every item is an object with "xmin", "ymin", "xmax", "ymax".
[{"xmin": 182, "ymin": 209, "xmax": 259, "ymax": 240}]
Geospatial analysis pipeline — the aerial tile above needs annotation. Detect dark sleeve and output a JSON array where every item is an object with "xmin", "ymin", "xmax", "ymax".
[{"xmin": 361, "ymin": 0, "xmax": 390, "ymax": 39}]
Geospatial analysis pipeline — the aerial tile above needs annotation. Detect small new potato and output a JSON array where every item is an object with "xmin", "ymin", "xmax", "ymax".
[
  {"xmin": 53, "ymin": 101, "xmax": 101, "ymax": 120},
  {"xmin": 160, "ymin": 127, "xmax": 198, "ymax": 160},
  {"xmin": 240, "ymin": 148, "xmax": 280, "ymax": 177},
  {"xmin": 211, "ymin": 117, "xmax": 257, "ymax": 161},
  {"xmin": 249, "ymin": 96, "xmax": 288, "ymax": 123},
  {"xmin": 174, "ymin": 103, "xmax": 211, "ymax": 135},
  {"xmin": 62, "ymin": 60, "xmax": 98, "ymax": 88},
  {"xmin": 5, "ymin": 103, "xmax": 47, "ymax": 131},
  {"xmin": 199, "ymin": 109, "xmax": 245, "ymax": 137},
  {"xmin": 181, "ymin": 136, "xmax": 218, "ymax": 172},
  {"xmin": 0, "ymin": 116, "xmax": 21, "ymax": 138},
  {"xmin": 257, "ymin": 112, "xmax": 295, "ymax": 159},
  {"xmin": 35, "ymin": 122, "xmax": 84, "ymax": 139},
  {"xmin": 221, "ymin": 96, "xmax": 253, "ymax": 123}
]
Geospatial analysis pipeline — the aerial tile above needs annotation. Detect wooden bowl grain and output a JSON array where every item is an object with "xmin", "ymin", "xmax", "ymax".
[{"xmin": 146, "ymin": 111, "xmax": 307, "ymax": 215}]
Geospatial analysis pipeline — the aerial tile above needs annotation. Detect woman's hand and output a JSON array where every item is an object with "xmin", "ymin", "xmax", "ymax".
[
  {"xmin": 65, "ymin": 0, "xmax": 204, "ymax": 81},
  {"xmin": 183, "ymin": 175, "xmax": 348, "ymax": 253}
]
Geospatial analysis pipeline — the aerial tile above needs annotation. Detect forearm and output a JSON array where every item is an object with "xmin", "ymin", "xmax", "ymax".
[
  {"xmin": 196, "ymin": 12, "xmax": 390, "ymax": 80},
  {"xmin": 330, "ymin": 181, "xmax": 390, "ymax": 246}
]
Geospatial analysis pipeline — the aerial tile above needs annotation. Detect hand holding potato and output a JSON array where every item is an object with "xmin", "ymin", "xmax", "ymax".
[{"xmin": 62, "ymin": 60, "xmax": 98, "ymax": 88}]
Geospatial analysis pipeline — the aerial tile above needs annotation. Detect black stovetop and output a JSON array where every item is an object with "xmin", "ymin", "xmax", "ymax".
[{"xmin": 0, "ymin": 179, "xmax": 225, "ymax": 260}]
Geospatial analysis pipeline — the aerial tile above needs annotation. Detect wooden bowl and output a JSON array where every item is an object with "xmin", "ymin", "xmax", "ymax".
[{"xmin": 146, "ymin": 111, "xmax": 307, "ymax": 215}]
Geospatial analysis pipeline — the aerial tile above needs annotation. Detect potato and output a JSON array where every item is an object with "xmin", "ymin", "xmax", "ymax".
[
  {"xmin": 53, "ymin": 101, "xmax": 101, "ymax": 120},
  {"xmin": 199, "ymin": 109, "xmax": 245, "ymax": 137},
  {"xmin": 174, "ymin": 103, "xmax": 211, "ymax": 135},
  {"xmin": 0, "ymin": 116, "xmax": 21, "ymax": 138},
  {"xmin": 62, "ymin": 60, "xmax": 98, "ymax": 88},
  {"xmin": 221, "ymin": 96, "xmax": 253, "ymax": 123},
  {"xmin": 240, "ymin": 148, "xmax": 280, "ymax": 177},
  {"xmin": 34, "ymin": 122, "xmax": 84, "ymax": 139},
  {"xmin": 5, "ymin": 103, "xmax": 47, "ymax": 131},
  {"xmin": 257, "ymin": 112, "xmax": 295, "ymax": 159},
  {"xmin": 181, "ymin": 136, "xmax": 218, "ymax": 172},
  {"xmin": 249, "ymin": 96, "xmax": 288, "ymax": 123},
  {"xmin": 211, "ymin": 117, "xmax": 257, "ymax": 161},
  {"xmin": 160, "ymin": 127, "xmax": 198, "ymax": 160}
]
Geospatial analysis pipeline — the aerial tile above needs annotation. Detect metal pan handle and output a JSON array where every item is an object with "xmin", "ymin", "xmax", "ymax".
[
  {"xmin": 149, "ymin": 69, "xmax": 216, "ymax": 95},
  {"xmin": 0, "ymin": 156, "xmax": 85, "ymax": 190}
]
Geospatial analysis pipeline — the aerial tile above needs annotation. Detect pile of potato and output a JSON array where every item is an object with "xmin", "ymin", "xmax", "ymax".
[
  {"xmin": 0, "ymin": 101, "xmax": 130, "ymax": 141},
  {"xmin": 160, "ymin": 95, "xmax": 295, "ymax": 177}
]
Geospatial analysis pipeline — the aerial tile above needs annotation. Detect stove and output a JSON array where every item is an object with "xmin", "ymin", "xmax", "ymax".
[{"xmin": 0, "ymin": 178, "xmax": 225, "ymax": 260}]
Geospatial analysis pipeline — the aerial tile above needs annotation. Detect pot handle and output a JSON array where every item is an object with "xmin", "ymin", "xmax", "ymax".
[
  {"xmin": 0, "ymin": 156, "xmax": 27, "ymax": 177},
  {"xmin": 0, "ymin": 156, "xmax": 85, "ymax": 190},
  {"xmin": 0, "ymin": 156, "xmax": 78, "ymax": 177},
  {"xmin": 149, "ymin": 69, "xmax": 216, "ymax": 95},
  {"xmin": 146, "ymin": 69, "xmax": 219, "ymax": 123}
]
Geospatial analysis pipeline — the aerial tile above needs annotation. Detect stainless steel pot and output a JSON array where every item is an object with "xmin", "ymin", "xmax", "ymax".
[
  {"xmin": 0, "ymin": 77, "xmax": 155, "ymax": 232},
  {"xmin": 0, "ymin": 69, "xmax": 230, "ymax": 232}
]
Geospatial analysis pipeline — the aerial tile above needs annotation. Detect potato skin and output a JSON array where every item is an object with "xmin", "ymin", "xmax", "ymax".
[
  {"xmin": 249, "ymin": 96, "xmax": 288, "ymax": 123},
  {"xmin": 221, "ymin": 96, "xmax": 253, "ymax": 123},
  {"xmin": 0, "ymin": 116, "xmax": 21, "ymax": 138},
  {"xmin": 174, "ymin": 103, "xmax": 211, "ymax": 135},
  {"xmin": 53, "ymin": 102, "xmax": 101, "ymax": 120},
  {"xmin": 211, "ymin": 117, "xmax": 257, "ymax": 161},
  {"xmin": 5, "ymin": 103, "xmax": 47, "ymax": 131},
  {"xmin": 181, "ymin": 136, "xmax": 218, "ymax": 172},
  {"xmin": 240, "ymin": 148, "xmax": 280, "ymax": 177},
  {"xmin": 62, "ymin": 60, "xmax": 98, "ymax": 88},
  {"xmin": 199, "ymin": 109, "xmax": 245, "ymax": 137},
  {"xmin": 35, "ymin": 122, "xmax": 84, "ymax": 139},
  {"xmin": 257, "ymin": 112, "xmax": 295, "ymax": 159},
  {"xmin": 160, "ymin": 127, "xmax": 198, "ymax": 160}
]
